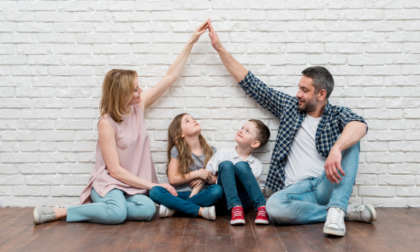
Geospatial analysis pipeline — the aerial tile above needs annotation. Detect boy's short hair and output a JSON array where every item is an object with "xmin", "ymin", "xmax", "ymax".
[{"xmin": 249, "ymin": 119, "xmax": 270, "ymax": 148}]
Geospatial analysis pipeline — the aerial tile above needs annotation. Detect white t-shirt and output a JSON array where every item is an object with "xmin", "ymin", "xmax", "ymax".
[
  {"xmin": 284, "ymin": 114, "xmax": 327, "ymax": 187},
  {"xmin": 205, "ymin": 147, "xmax": 265, "ymax": 190}
]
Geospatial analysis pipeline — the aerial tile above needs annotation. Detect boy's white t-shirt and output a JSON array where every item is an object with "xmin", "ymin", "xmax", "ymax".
[
  {"xmin": 284, "ymin": 114, "xmax": 327, "ymax": 187},
  {"xmin": 205, "ymin": 147, "xmax": 265, "ymax": 190}
]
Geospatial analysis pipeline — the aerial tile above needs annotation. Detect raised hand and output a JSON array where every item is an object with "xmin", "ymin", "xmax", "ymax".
[
  {"xmin": 207, "ymin": 19, "xmax": 223, "ymax": 52},
  {"xmin": 190, "ymin": 19, "xmax": 209, "ymax": 44}
]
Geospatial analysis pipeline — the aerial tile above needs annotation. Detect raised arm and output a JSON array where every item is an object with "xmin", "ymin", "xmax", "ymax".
[
  {"xmin": 139, "ymin": 21, "xmax": 208, "ymax": 111},
  {"xmin": 98, "ymin": 119, "xmax": 177, "ymax": 196},
  {"xmin": 207, "ymin": 19, "xmax": 292, "ymax": 118}
]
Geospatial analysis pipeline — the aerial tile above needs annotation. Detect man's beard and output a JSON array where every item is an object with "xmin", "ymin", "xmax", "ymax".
[{"xmin": 298, "ymin": 97, "xmax": 317, "ymax": 113}]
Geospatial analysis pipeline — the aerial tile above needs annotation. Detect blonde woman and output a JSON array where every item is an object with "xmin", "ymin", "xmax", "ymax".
[{"xmin": 33, "ymin": 21, "xmax": 209, "ymax": 225}]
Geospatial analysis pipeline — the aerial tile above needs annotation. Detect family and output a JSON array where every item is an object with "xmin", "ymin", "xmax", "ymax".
[{"xmin": 33, "ymin": 20, "xmax": 376, "ymax": 237}]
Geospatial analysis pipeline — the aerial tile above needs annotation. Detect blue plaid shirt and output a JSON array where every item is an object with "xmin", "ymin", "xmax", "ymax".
[{"xmin": 239, "ymin": 71, "xmax": 368, "ymax": 192}]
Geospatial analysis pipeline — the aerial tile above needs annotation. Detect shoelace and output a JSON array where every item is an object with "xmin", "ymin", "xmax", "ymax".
[
  {"xmin": 326, "ymin": 208, "xmax": 344, "ymax": 225},
  {"xmin": 41, "ymin": 208, "xmax": 55, "ymax": 222},
  {"xmin": 257, "ymin": 209, "xmax": 266, "ymax": 218},
  {"xmin": 232, "ymin": 209, "xmax": 243, "ymax": 218},
  {"xmin": 347, "ymin": 205, "xmax": 365, "ymax": 221}
]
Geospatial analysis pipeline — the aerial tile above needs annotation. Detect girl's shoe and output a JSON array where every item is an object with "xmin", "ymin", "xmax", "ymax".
[
  {"xmin": 201, "ymin": 206, "xmax": 216, "ymax": 220},
  {"xmin": 255, "ymin": 206, "xmax": 270, "ymax": 225},
  {"xmin": 159, "ymin": 205, "xmax": 176, "ymax": 218},
  {"xmin": 33, "ymin": 206, "xmax": 56, "ymax": 225},
  {"xmin": 230, "ymin": 206, "xmax": 245, "ymax": 225}
]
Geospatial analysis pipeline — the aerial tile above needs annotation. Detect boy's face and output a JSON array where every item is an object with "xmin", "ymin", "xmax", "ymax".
[{"xmin": 235, "ymin": 121, "xmax": 260, "ymax": 149}]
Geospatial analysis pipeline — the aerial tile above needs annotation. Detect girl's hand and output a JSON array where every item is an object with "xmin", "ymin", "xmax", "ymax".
[
  {"xmin": 198, "ymin": 169, "xmax": 212, "ymax": 181},
  {"xmin": 155, "ymin": 183, "xmax": 178, "ymax": 196},
  {"xmin": 189, "ymin": 20, "xmax": 209, "ymax": 44},
  {"xmin": 189, "ymin": 179, "xmax": 204, "ymax": 188}
]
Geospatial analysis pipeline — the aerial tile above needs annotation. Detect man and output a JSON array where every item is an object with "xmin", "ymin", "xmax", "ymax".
[{"xmin": 206, "ymin": 20, "xmax": 376, "ymax": 236}]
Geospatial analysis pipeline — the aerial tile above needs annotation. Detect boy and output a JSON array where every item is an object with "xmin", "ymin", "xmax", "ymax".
[{"xmin": 206, "ymin": 119, "xmax": 270, "ymax": 225}]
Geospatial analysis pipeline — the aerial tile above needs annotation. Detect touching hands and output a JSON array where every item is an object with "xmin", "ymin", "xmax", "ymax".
[
  {"xmin": 207, "ymin": 19, "xmax": 223, "ymax": 52},
  {"xmin": 324, "ymin": 147, "xmax": 345, "ymax": 184},
  {"xmin": 189, "ymin": 20, "xmax": 209, "ymax": 44},
  {"xmin": 156, "ymin": 183, "xmax": 178, "ymax": 196},
  {"xmin": 198, "ymin": 168, "xmax": 213, "ymax": 181}
]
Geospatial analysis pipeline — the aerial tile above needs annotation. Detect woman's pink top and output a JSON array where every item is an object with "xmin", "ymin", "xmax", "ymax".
[{"xmin": 79, "ymin": 104, "xmax": 158, "ymax": 204}]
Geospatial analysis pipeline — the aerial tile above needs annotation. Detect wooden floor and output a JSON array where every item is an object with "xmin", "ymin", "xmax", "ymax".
[{"xmin": 0, "ymin": 207, "xmax": 420, "ymax": 252}]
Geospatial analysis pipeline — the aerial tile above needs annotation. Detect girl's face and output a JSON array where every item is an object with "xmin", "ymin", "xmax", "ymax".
[
  {"xmin": 128, "ymin": 77, "xmax": 142, "ymax": 106},
  {"xmin": 180, "ymin": 114, "xmax": 201, "ymax": 138}
]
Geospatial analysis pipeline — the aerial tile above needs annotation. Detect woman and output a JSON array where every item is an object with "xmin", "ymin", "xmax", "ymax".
[{"xmin": 33, "ymin": 21, "xmax": 209, "ymax": 225}]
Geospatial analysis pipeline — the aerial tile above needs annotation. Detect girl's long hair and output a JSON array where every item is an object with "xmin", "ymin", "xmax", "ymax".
[
  {"xmin": 100, "ymin": 69, "xmax": 137, "ymax": 122},
  {"xmin": 167, "ymin": 113, "xmax": 214, "ymax": 177}
]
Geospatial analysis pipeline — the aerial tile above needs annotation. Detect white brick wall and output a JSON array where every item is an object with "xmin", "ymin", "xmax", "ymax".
[{"xmin": 0, "ymin": 0, "xmax": 419, "ymax": 208}]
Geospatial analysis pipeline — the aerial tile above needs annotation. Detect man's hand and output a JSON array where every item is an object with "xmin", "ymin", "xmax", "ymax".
[
  {"xmin": 207, "ymin": 19, "xmax": 223, "ymax": 52},
  {"xmin": 324, "ymin": 147, "xmax": 345, "ymax": 184},
  {"xmin": 156, "ymin": 183, "xmax": 178, "ymax": 196},
  {"xmin": 190, "ymin": 179, "xmax": 204, "ymax": 188}
]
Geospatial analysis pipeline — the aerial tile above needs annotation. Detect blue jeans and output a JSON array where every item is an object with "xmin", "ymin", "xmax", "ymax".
[
  {"xmin": 266, "ymin": 142, "xmax": 360, "ymax": 225},
  {"xmin": 216, "ymin": 161, "xmax": 266, "ymax": 213},
  {"xmin": 67, "ymin": 188, "xmax": 156, "ymax": 224},
  {"xmin": 149, "ymin": 184, "xmax": 223, "ymax": 217}
]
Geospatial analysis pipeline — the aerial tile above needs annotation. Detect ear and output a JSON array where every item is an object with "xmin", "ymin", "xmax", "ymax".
[
  {"xmin": 251, "ymin": 141, "xmax": 260, "ymax": 149},
  {"xmin": 180, "ymin": 133, "xmax": 185, "ymax": 138},
  {"xmin": 317, "ymin": 89, "xmax": 327, "ymax": 101}
]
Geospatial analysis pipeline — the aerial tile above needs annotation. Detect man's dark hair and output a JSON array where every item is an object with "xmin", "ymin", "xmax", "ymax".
[
  {"xmin": 249, "ymin": 119, "xmax": 270, "ymax": 148},
  {"xmin": 301, "ymin": 66, "xmax": 334, "ymax": 99}
]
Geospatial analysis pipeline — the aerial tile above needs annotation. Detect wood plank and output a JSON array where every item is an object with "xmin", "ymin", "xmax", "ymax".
[
  {"xmin": 153, "ymin": 215, "xmax": 188, "ymax": 252},
  {"xmin": 97, "ymin": 221, "xmax": 143, "ymax": 252},
  {"xmin": 396, "ymin": 208, "xmax": 420, "ymax": 222},
  {"xmin": 206, "ymin": 214, "xmax": 233, "ymax": 252},
  {"xmin": 0, "ymin": 208, "xmax": 34, "ymax": 247},
  {"xmin": 274, "ymin": 225, "xmax": 313, "ymax": 252},
  {"xmin": 67, "ymin": 223, "xmax": 119, "ymax": 252},
  {"xmin": 297, "ymin": 224, "xmax": 338, "ymax": 251},
  {"xmin": 43, "ymin": 222, "xmax": 97, "ymax": 252},
  {"xmin": 248, "ymin": 209, "xmax": 286, "ymax": 252},
  {"xmin": 179, "ymin": 217, "xmax": 208, "ymax": 252},
  {"xmin": 345, "ymin": 222, "xmax": 393, "ymax": 252},
  {"xmin": 125, "ymin": 211, "xmax": 161, "ymax": 252}
]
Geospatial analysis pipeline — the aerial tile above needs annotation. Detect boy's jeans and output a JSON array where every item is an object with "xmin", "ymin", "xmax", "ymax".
[
  {"xmin": 216, "ymin": 161, "xmax": 266, "ymax": 213},
  {"xmin": 266, "ymin": 142, "xmax": 360, "ymax": 225}
]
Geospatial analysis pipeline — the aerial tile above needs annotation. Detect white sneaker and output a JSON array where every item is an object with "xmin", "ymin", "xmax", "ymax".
[
  {"xmin": 33, "ymin": 206, "xmax": 56, "ymax": 225},
  {"xmin": 323, "ymin": 207, "xmax": 346, "ymax": 236},
  {"xmin": 346, "ymin": 203, "xmax": 377, "ymax": 223},
  {"xmin": 159, "ymin": 205, "xmax": 175, "ymax": 218},
  {"xmin": 201, "ymin": 206, "xmax": 216, "ymax": 221}
]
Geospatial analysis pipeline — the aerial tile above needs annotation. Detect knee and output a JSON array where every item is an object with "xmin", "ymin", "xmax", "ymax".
[
  {"xmin": 234, "ymin": 161, "xmax": 251, "ymax": 174},
  {"xmin": 142, "ymin": 198, "xmax": 157, "ymax": 221},
  {"xmin": 266, "ymin": 194, "xmax": 291, "ymax": 223},
  {"xmin": 106, "ymin": 205, "xmax": 127, "ymax": 224},
  {"xmin": 149, "ymin": 186, "xmax": 166, "ymax": 203},
  {"xmin": 219, "ymin": 160, "xmax": 234, "ymax": 172}
]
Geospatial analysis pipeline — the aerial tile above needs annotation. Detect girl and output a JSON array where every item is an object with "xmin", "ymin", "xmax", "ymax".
[
  {"xmin": 149, "ymin": 113, "xmax": 222, "ymax": 220},
  {"xmin": 33, "ymin": 21, "xmax": 209, "ymax": 225}
]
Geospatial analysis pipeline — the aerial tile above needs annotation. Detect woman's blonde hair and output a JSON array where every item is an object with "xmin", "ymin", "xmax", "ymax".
[
  {"xmin": 100, "ymin": 69, "xmax": 137, "ymax": 122},
  {"xmin": 167, "ymin": 113, "xmax": 214, "ymax": 177}
]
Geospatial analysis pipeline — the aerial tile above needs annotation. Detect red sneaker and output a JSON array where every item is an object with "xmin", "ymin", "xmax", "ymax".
[
  {"xmin": 255, "ymin": 206, "xmax": 270, "ymax": 225},
  {"xmin": 230, "ymin": 206, "xmax": 245, "ymax": 225}
]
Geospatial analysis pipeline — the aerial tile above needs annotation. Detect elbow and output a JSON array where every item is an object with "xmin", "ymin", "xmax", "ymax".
[{"xmin": 108, "ymin": 167, "xmax": 121, "ymax": 180}]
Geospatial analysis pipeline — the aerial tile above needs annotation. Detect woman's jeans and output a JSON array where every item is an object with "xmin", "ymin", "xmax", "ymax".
[
  {"xmin": 216, "ymin": 161, "xmax": 266, "ymax": 214},
  {"xmin": 266, "ymin": 142, "xmax": 360, "ymax": 225},
  {"xmin": 149, "ymin": 184, "xmax": 223, "ymax": 217},
  {"xmin": 67, "ymin": 188, "xmax": 156, "ymax": 224}
]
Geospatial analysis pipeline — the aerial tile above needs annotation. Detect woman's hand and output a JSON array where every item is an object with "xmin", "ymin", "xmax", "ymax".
[
  {"xmin": 189, "ymin": 20, "xmax": 209, "ymax": 44},
  {"xmin": 189, "ymin": 179, "xmax": 204, "ymax": 188},
  {"xmin": 154, "ymin": 183, "xmax": 178, "ymax": 196}
]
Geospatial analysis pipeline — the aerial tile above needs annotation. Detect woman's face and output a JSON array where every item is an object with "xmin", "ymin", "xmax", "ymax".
[
  {"xmin": 180, "ymin": 114, "xmax": 201, "ymax": 138},
  {"xmin": 128, "ymin": 77, "xmax": 142, "ymax": 106}
]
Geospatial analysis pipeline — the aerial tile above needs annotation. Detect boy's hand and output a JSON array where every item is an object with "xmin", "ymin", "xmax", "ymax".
[{"xmin": 207, "ymin": 19, "xmax": 223, "ymax": 52}]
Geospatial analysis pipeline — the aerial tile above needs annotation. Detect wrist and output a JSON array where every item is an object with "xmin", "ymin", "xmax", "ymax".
[
  {"xmin": 216, "ymin": 45, "xmax": 226, "ymax": 53},
  {"xmin": 331, "ymin": 144, "xmax": 343, "ymax": 153}
]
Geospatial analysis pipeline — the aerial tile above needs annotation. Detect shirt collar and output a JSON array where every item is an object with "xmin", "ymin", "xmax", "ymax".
[{"xmin": 232, "ymin": 147, "xmax": 255, "ymax": 163}]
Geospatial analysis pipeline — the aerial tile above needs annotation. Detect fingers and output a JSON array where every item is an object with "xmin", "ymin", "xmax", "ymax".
[
  {"xmin": 337, "ymin": 163, "xmax": 345, "ymax": 176},
  {"xmin": 207, "ymin": 19, "xmax": 215, "ymax": 33}
]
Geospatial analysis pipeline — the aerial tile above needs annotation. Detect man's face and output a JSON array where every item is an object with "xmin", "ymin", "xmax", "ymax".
[{"xmin": 296, "ymin": 76, "xmax": 318, "ymax": 112}]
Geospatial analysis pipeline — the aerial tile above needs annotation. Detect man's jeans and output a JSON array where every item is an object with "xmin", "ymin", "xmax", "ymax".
[
  {"xmin": 266, "ymin": 142, "xmax": 360, "ymax": 225},
  {"xmin": 149, "ymin": 184, "xmax": 223, "ymax": 217},
  {"xmin": 216, "ymin": 161, "xmax": 266, "ymax": 214}
]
